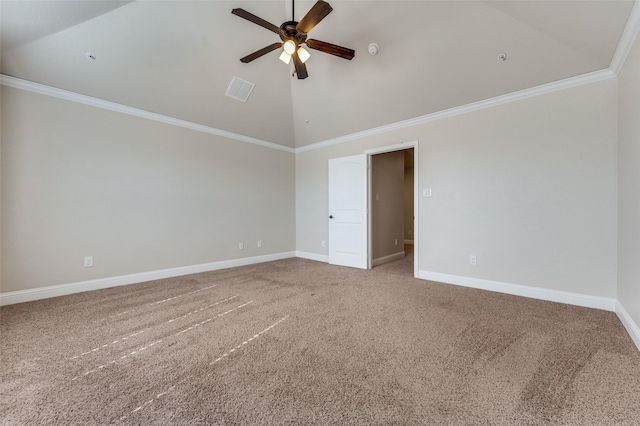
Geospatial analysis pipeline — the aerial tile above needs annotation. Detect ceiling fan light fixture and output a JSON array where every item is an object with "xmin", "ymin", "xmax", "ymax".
[
  {"xmin": 297, "ymin": 46, "xmax": 311, "ymax": 63},
  {"xmin": 283, "ymin": 40, "xmax": 297, "ymax": 55},
  {"xmin": 279, "ymin": 50, "xmax": 292, "ymax": 64},
  {"xmin": 232, "ymin": 1, "xmax": 355, "ymax": 79}
]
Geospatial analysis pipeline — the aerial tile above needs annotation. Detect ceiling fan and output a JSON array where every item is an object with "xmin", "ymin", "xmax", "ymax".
[{"xmin": 231, "ymin": 0, "xmax": 355, "ymax": 79}]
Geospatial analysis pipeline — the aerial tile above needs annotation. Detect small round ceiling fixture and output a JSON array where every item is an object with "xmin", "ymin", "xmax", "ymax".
[
  {"xmin": 368, "ymin": 43, "xmax": 379, "ymax": 56},
  {"xmin": 497, "ymin": 53, "xmax": 507, "ymax": 61},
  {"xmin": 86, "ymin": 52, "xmax": 96, "ymax": 60}
]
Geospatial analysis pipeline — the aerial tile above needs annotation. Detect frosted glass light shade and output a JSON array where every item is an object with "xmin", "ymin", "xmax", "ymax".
[
  {"xmin": 279, "ymin": 51, "xmax": 291, "ymax": 64},
  {"xmin": 297, "ymin": 46, "xmax": 311, "ymax": 63},
  {"xmin": 283, "ymin": 40, "xmax": 296, "ymax": 55}
]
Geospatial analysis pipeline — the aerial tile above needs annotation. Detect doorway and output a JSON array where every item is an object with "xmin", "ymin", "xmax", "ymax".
[
  {"xmin": 327, "ymin": 142, "xmax": 418, "ymax": 276},
  {"xmin": 369, "ymin": 147, "xmax": 415, "ymax": 276}
]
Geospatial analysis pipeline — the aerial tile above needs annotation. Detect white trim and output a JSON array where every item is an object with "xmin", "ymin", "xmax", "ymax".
[
  {"xmin": 616, "ymin": 301, "xmax": 640, "ymax": 352},
  {"xmin": 0, "ymin": 75, "xmax": 295, "ymax": 154},
  {"xmin": 367, "ymin": 155, "xmax": 373, "ymax": 270},
  {"xmin": 372, "ymin": 251, "xmax": 405, "ymax": 267},
  {"xmin": 609, "ymin": 0, "xmax": 640, "ymax": 75},
  {"xmin": 364, "ymin": 140, "xmax": 419, "ymax": 278},
  {"xmin": 365, "ymin": 141, "xmax": 417, "ymax": 156},
  {"xmin": 0, "ymin": 252, "xmax": 296, "ymax": 306},
  {"xmin": 418, "ymin": 270, "xmax": 617, "ymax": 312},
  {"xmin": 295, "ymin": 251, "xmax": 329, "ymax": 263},
  {"xmin": 412, "ymin": 142, "xmax": 419, "ymax": 279},
  {"xmin": 2, "ymin": 67, "xmax": 616, "ymax": 156},
  {"xmin": 295, "ymin": 69, "xmax": 615, "ymax": 154}
]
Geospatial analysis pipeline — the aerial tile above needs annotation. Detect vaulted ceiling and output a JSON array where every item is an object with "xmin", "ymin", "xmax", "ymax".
[{"xmin": 1, "ymin": 1, "xmax": 635, "ymax": 148}]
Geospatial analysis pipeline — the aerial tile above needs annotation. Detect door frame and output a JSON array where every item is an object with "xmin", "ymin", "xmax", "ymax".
[{"xmin": 365, "ymin": 141, "xmax": 419, "ymax": 277}]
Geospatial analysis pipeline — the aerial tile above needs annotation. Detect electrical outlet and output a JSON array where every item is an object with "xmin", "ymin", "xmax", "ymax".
[
  {"xmin": 239, "ymin": 242, "xmax": 244, "ymax": 250},
  {"xmin": 395, "ymin": 239, "xmax": 398, "ymax": 246},
  {"xmin": 84, "ymin": 256, "xmax": 93, "ymax": 267},
  {"xmin": 257, "ymin": 240, "xmax": 262, "ymax": 248},
  {"xmin": 469, "ymin": 255, "xmax": 477, "ymax": 265},
  {"xmin": 321, "ymin": 240, "xmax": 326, "ymax": 248}
]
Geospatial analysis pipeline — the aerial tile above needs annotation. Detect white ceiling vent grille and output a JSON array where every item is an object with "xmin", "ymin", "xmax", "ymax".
[{"xmin": 225, "ymin": 76, "xmax": 255, "ymax": 102}]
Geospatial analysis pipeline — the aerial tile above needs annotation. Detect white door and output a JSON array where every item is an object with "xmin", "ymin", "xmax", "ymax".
[{"xmin": 328, "ymin": 154, "xmax": 368, "ymax": 269}]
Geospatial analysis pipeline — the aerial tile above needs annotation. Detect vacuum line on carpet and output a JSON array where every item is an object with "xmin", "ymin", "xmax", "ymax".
[
  {"xmin": 167, "ymin": 295, "xmax": 240, "ymax": 324},
  {"xmin": 70, "ymin": 330, "xmax": 146, "ymax": 360},
  {"xmin": 151, "ymin": 284, "xmax": 218, "ymax": 305},
  {"xmin": 71, "ymin": 300, "xmax": 253, "ymax": 380},
  {"xmin": 101, "ymin": 310, "xmax": 133, "ymax": 321},
  {"xmin": 72, "ymin": 295, "xmax": 242, "ymax": 360},
  {"xmin": 71, "ymin": 339, "xmax": 163, "ymax": 381},
  {"xmin": 118, "ymin": 315, "xmax": 290, "ymax": 422},
  {"xmin": 175, "ymin": 300, "xmax": 254, "ymax": 336},
  {"xmin": 118, "ymin": 385, "xmax": 178, "ymax": 422},
  {"xmin": 210, "ymin": 315, "xmax": 289, "ymax": 365},
  {"xmin": 100, "ymin": 284, "xmax": 220, "ymax": 321}
]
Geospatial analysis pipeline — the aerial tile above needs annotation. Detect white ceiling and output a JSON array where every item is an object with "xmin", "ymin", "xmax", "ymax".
[{"xmin": 1, "ymin": 0, "xmax": 635, "ymax": 148}]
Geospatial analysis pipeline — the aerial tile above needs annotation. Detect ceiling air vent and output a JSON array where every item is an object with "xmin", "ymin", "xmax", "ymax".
[{"xmin": 225, "ymin": 76, "xmax": 255, "ymax": 102}]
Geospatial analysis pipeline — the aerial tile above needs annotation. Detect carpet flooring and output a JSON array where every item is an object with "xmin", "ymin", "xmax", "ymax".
[{"xmin": 1, "ymin": 257, "xmax": 639, "ymax": 425}]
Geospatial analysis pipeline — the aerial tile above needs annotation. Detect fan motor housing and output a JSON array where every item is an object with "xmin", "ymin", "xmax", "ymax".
[{"xmin": 280, "ymin": 21, "xmax": 307, "ymax": 44}]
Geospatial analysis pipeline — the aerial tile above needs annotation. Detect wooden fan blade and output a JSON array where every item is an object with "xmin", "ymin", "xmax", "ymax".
[
  {"xmin": 306, "ymin": 39, "xmax": 355, "ymax": 60},
  {"xmin": 232, "ymin": 8, "xmax": 283, "ymax": 35},
  {"xmin": 296, "ymin": 0, "xmax": 333, "ymax": 34},
  {"xmin": 292, "ymin": 51, "xmax": 309, "ymax": 79},
  {"xmin": 240, "ymin": 42, "xmax": 283, "ymax": 63}
]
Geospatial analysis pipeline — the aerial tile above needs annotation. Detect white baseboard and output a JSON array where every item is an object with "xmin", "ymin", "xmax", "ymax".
[
  {"xmin": 3, "ymin": 256, "xmax": 637, "ymax": 352},
  {"xmin": 295, "ymin": 251, "xmax": 329, "ymax": 263},
  {"xmin": 418, "ymin": 270, "xmax": 617, "ymax": 312},
  {"xmin": 616, "ymin": 301, "xmax": 640, "ymax": 352},
  {"xmin": 0, "ymin": 251, "xmax": 296, "ymax": 306},
  {"xmin": 372, "ymin": 251, "xmax": 405, "ymax": 267}
]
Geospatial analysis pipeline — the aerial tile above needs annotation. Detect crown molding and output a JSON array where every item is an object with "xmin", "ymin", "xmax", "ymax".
[
  {"xmin": 0, "ymin": 74, "xmax": 295, "ymax": 154},
  {"xmin": 295, "ymin": 68, "xmax": 616, "ymax": 154},
  {"xmin": 0, "ymin": 66, "xmax": 618, "ymax": 156},
  {"xmin": 610, "ymin": 0, "xmax": 640, "ymax": 75}
]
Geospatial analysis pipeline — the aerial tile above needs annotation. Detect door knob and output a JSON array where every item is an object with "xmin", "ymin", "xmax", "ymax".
[{"xmin": 329, "ymin": 215, "xmax": 334, "ymax": 219}]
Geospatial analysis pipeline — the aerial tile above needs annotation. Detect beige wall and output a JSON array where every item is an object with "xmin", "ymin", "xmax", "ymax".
[
  {"xmin": 618, "ymin": 32, "xmax": 640, "ymax": 328},
  {"xmin": 296, "ymin": 79, "xmax": 618, "ymax": 298},
  {"xmin": 0, "ymin": 66, "xmax": 625, "ymax": 314},
  {"xmin": 1, "ymin": 86, "xmax": 295, "ymax": 293},
  {"xmin": 371, "ymin": 150, "xmax": 405, "ymax": 261}
]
